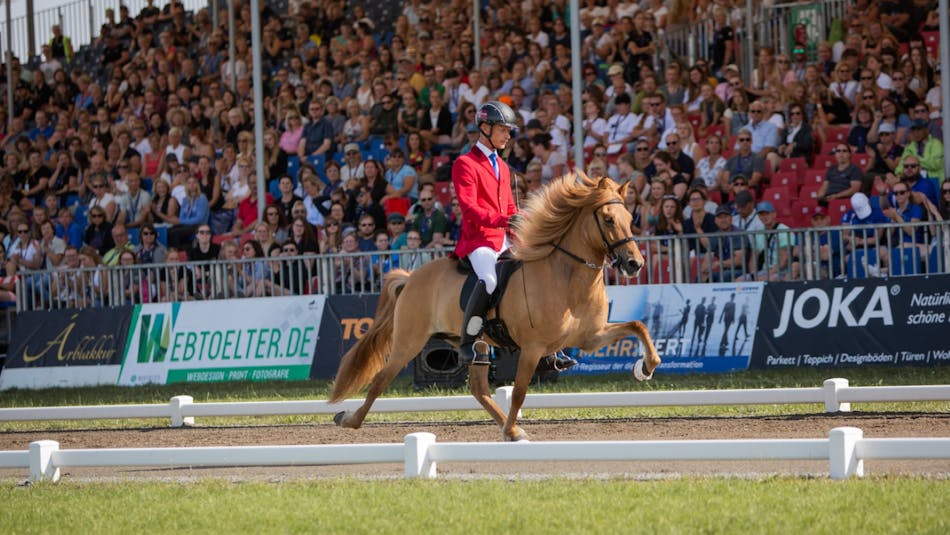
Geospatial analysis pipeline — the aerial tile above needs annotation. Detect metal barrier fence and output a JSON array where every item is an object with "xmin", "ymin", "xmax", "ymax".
[
  {"xmin": 662, "ymin": 0, "xmax": 850, "ymax": 77},
  {"xmin": 0, "ymin": 0, "xmax": 208, "ymax": 63},
  {"xmin": 11, "ymin": 220, "xmax": 950, "ymax": 312}
]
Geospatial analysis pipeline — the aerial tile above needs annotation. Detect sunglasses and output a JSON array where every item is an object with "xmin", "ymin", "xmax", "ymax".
[
  {"xmin": 92, "ymin": 184, "xmax": 107, "ymax": 189},
  {"xmin": 419, "ymin": 197, "xmax": 433, "ymax": 202},
  {"xmin": 790, "ymin": 111, "xmax": 802, "ymax": 116},
  {"xmin": 90, "ymin": 213, "xmax": 104, "ymax": 218},
  {"xmin": 738, "ymin": 137, "xmax": 751, "ymax": 142},
  {"xmin": 749, "ymin": 109, "xmax": 763, "ymax": 113},
  {"xmin": 893, "ymin": 190, "xmax": 909, "ymax": 195},
  {"xmin": 733, "ymin": 182, "xmax": 748, "ymax": 187},
  {"xmin": 635, "ymin": 147, "xmax": 650, "ymax": 152},
  {"xmin": 942, "ymin": 190, "xmax": 950, "ymax": 194},
  {"xmin": 197, "ymin": 229, "xmax": 211, "ymax": 234},
  {"xmin": 904, "ymin": 164, "xmax": 919, "ymax": 168},
  {"xmin": 860, "ymin": 76, "xmax": 873, "ymax": 80},
  {"xmin": 17, "ymin": 228, "xmax": 30, "ymax": 234},
  {"xmin": 141, "ymin": 231, "xmax": 154, "ymax": 236},
  {"xmin": 282, "ymin": 247, "xmax": 297, "ymax": 253},
  {"xmin": 834, "ymin": 149, "xmax": 850, "ymax": 154},
  {"xmin": 359, "ymin": 223, "xmax": 374, "ymax": 227},
  {"xmin": 593, "ymin": 152, "xmax": 606, "ymax": 157},
  {"xmin": 862, "ymin": 95, "xmax": 875, "ymax": 100}
]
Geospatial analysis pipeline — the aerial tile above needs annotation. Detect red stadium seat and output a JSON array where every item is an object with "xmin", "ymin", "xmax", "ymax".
[
  {"xmin": 771, "ymin": 170, "xmax": 801, "ymax": 193},
  {"xmin": 384, "ymin": 197, "xmax": 411, "ymax": 216},
  {"xmin": 434, "ymin": 182, "xmax": 454, "ymax": 208},
  {"xmin": 827, "ymin": 198, "xmax": 852, "ymax": 224},
  {"xmin": 778, "ymin": 156, "xmax": 808, "ymax": 179},
  {"xmin": 791, "ymin": 199, "xmax": 819, "ymax": 228},
  {"xmin": 799, "ymin": 183, "xmax": 823, "ymax": 202},
  {"xmin": 432, "ymin": 155, "xmax": 450, "ymax": 170},
  {"xmin": 762, "ymin": 186, "xmax": 793, "ymax": 217},
  {"xmin": 687, "ymin": 114, "xmax": 701, "ymax": 131},
  {"xmin": 801, "ymin": 169, "xmax": 826, "ymax": 188},
  {"xmin": 922, "ymin": 31, "xmax": 939, "ymax": 60},
  {"xmin": 704, "ymin": 123, "xmax": 726, "ymax": 139},
  {"xmin": 851, "ymin": 152, "xmax": 871, "ymax": 170},
  {"xmin": 824, "ymin": 126, "xmax": 850, "ymax": 144},
  {"xmin": 812, "ymin": 154, "xmax": 836, "ymax": 170}
]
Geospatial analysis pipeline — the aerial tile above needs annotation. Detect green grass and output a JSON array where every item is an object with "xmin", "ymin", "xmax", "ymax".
[
  {"xmin": 1, "ymin": 366, "xmax": 948, "ymax": 431},
  {"xmin": 0, "ymin": 477, "xmax": 947, "ymax": 534}
]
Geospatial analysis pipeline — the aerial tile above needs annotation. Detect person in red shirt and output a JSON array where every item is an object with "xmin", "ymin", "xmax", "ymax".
[{"xmin": 452, "ymin": 101, "xmax": 518, "ymax": 365}]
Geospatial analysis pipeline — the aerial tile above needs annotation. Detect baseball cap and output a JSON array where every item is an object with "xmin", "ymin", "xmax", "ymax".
[
  {"xmin": 911, "ymin": 118, "xmax": 929, "ymax": 129},
  {"xmin": 525, "ymin": 119, "xmax": 543, "ymax": 130},
  {"xmin": 466, "ymin": 123, "xmax": 479, "ymax": 133},
  {"xmin": 878, "ymin": 122, "xmax": 895, "ymax": 134},
  {"xmin": 811, "ymin": 206, "xmax": 827, "ymax": 218},
  {"xmin": 851, "ymin": 192, "xmax": 872, "ymax": 219},
  {"xmin": 756, "ymin": 201, "xmax": 775, "ymax": 213},
  {"xmin": 607, "ymin": 64, "xmax": 623, "ymax": 77},
  {"xmin": 343, "ymin": 143, "xmax": 360, "ymax": 154},
  {"xmin": 715, "ymin": 205, "xmax": 732, "ymax": 216},
  {"xmin": 387, "ymin": 212, "xmax": 406, "ymax": 223},
  {"xmin": 689, "ymin": 178, "xmax": 707, "ymax": 189},
  {"xmin": 734, "ymin": 190, "xmax": 754, "ymax": 206}
]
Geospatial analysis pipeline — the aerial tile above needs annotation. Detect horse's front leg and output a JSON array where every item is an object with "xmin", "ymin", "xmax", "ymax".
[
  {"xmin": 469, "ymin": 361, "xmax": 506, "ymax": 427},
  {"xmin": 579, "ymin": 321, "xmax": 662, "ymax": 379},
  {"xmin": 502, "ymin": 347, "xmax": 544, "ymax": 442}
]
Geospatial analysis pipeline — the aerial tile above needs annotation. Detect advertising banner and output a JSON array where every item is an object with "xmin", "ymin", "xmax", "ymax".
[
  {"xmin": 566, "ymin": 283, "xmax": 765, "ymax": 375},
  {"xmin": 310, "ymin": 294, "xmax": 381, "ymax": 380},
  {"xmin": 788, "ymin": 3, "xmax": 823, "ymax": 61},
  {"xmin": 0, "ymin": 307, "xmax": 132, "ymax": 389},
  {"xmin": 118, "ymin": 296, "xmax": 325, "ymax": 385},
  {"xmin": 751, "ymin": 276, "xmax": 950, "ymax": 368}
]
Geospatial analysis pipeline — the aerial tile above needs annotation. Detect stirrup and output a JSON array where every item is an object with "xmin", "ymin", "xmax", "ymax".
[
  {"xmin": 470, "ymin": 340, "xmax": 492, "ymax": 366},
  {"xmin": 537, "ymin": 350, "xmax": 578, "ymax": 373}
]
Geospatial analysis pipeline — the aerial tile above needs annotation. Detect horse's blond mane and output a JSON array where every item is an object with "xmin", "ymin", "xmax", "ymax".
[{"xmin": 511, "ymin": 171, "xmax": 622, "ymax": 262}]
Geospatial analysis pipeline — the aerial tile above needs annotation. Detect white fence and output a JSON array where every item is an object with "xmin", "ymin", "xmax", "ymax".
[
  {"xmin": 2, "ymin": 379, "xmax": 950, "ymax": 427},
  {"xmin": 3, "ymin": 427, "xmax": 950, "ymax": 482}
]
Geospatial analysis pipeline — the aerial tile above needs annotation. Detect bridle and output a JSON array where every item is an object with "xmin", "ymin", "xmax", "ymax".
[{"xmin": 550, "ymin": 199, "xmax": 638, "ymax": 270}]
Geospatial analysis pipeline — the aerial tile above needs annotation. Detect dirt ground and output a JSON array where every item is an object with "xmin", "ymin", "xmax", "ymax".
[{"xmin": 2, "ymin": 412, "xmax": 949, "ymax": 481}]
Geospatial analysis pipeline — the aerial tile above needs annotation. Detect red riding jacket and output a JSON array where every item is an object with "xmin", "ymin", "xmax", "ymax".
[{"xmin": 451, "ymin": 145, "xmax": 517, "ymax": 258}]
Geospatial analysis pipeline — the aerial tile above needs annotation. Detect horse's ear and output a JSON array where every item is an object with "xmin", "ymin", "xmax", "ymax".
[
  {"xmin": 617, "ymin": 179, "xmax": 629, "ymax": 199},
  {"xmin": 597, "ymin": 177, "xmax": 611, "ymax": 189}
]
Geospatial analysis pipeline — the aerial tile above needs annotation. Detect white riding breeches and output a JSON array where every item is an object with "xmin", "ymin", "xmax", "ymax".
[{"xmin": 468, "ymin": 238, "xmax": 510, "ymax": 294}]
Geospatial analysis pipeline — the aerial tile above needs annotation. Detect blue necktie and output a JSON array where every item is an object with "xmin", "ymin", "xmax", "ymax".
[{"xmin": 489, "ymin": 152, "xmax": 499, "ymax": 179}]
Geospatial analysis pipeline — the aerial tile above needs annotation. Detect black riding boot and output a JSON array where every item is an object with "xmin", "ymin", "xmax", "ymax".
[
  {"xmin": 536, "ymin": 350, "xmax": 578, "ymax": 373},
  {"xmin": 458, "ymin": 280, "xmax": 492, "ymax": 365}
]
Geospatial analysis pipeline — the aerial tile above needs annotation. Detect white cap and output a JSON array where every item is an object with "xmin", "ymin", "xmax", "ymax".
[{"xmin": 851, "ymin": 192, "xmax": 871, "ymax": 219}]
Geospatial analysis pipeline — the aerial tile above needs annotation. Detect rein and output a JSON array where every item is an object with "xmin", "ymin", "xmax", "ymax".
[{"xmin": 550, "ymin": 199, "xmax": 637, "ymax": 271}]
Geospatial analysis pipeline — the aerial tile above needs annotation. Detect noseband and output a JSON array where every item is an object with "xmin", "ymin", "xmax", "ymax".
[{"xmin": 550, "ymin": 199, "xmax": 638, "ymax": 270}]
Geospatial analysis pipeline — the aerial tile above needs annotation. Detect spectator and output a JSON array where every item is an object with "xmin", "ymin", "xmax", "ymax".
[
  {"xmin": 102, "ymin": 224, "xmax": 135, "ymax": 266},
  {"xmin": 273, "ymin": 175, "xmax": 303, "ymax": 223},
  {"xmin": 604, "ymin": 93, "xmax": 645, "ymax": 155},
  {"xmin": 843, "ymin": 192, "xmax": 887, "ymax": 277},
  {"xmin": 233, "ymin": 171, "xmax": 273, "ymax": 238},
  {"xmin": 777, "ymin": 104, "xmax": 814, "ymax": 162},
  {"xmin": 754, "ymin": 202, "xmax": 796, "ymax": 281},
  {"xmin": 529, "ymin": 133, "xmax": 567, "ymax": 183},
  {"xmin": 743, "ymin": 100, "xmax": 781, "ymax": 172},
  {"xmin": 408, "ymin": 186, "xmax": 447, "ymax": 250},
  {"xmin": 237, "ymin": 239, "xmax": 268, "ymax": 298},
  {"xmin": 136, "ymin": 223, "xmax": 167, "ymax": 264},
  {"xmin": 682, "ymin": 187, "xmax": 716, "ymax": 255},
  {"xmin": 696, "ymin": 134, "xmax": 728, "ymax": 192},
  {"xmin": 662, "ymin": 131, "xmax": 696, "ymax": 180},
  {"xmin": 118, "ymin": 173, "xmax": 151, "ymax": 229},
  {"xmin": 76, "ymin": 245, "xmax": 107, "ymax": 307},
  {"xmin": 340, "ymin": 143, "xmax": 365, "ymax": 183},
  {"xmin": 367, "ymin": 230, "xmax": 398, "ymax": 289},
  {"xmin": 796, "ymin": 207, "xmax": 845, "ymax": 279},
  {"xmin": 335, "ymin": 228, "xmax": 368, "ymax": 293},
  {"xmin": 87, "ymin": 174, "xmax": 121, "ymax": 224},
  {"xmin": 297, "ymin": 100, "xmax": 335, "ymax": 158},
  {"xmin": 896, "ymin": 119, "xmax": 944, "ymax": 183},
  {"xmin": 83, "ymin": 207, "xmax": 114, "ymax": 256},
  {"xmin": 169, "ymin": 174, "xmax": 209, "ymax": 248},
  {"xmin": 369, "ymin": 93, "xmax": 400, "ymax": 137},
  {"xmin": 289, "ymin": 216, "xmax": 319, "ymax": 254},
  {"xmin": 420, "ymin": 89, "xmax": 453, "ymax": 148},
  {"xmin": 818, "ymin": 143, "xmax": 864, "ymax": 205},
  {"xmin": 56, "ymin": 207, "xmax": 84, "ymax": 249},
  {"xmin": 886, "ymin": 155, "xmax": 939, "ymax": 208},
  {"xmin": 150, "ymin": 179, "xmax": 180, "ymax": 229},
  {"xmin": 280, "ymin": 110, "xmax": 305, "ymax": 154},
  {"xmin": 381, "ymin": 148, "xmax": 418, "ymax": 204},
  {"xmin": 881, "ymin": 181, "xmax": 926, "ymax": 258},
  {"xmin": 721, "ymin": 129, "xmax": 766, "ymax": 190},
  {"xmin": 705, "ymin": 205, "xmax": 747, "ymax": 282},
  {"xmin": 49, "ymin": 24, "xmax": 73, "ymax": 64},
  {"xmin": 405, "ymin": 132, "xmax": 432, "ymax": 181}
]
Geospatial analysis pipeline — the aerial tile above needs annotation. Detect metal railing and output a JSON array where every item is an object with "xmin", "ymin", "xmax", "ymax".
[
  {"xmin": 662, "ymin": 0, "xmax": 850, "ymax": 78},
  {"xmin": 11, "ymin": 220, "xmax": 950, "ymax": 312},
  {"xmin": 0, "ymin": 0, "xmax": 209, "ymax": 63}
]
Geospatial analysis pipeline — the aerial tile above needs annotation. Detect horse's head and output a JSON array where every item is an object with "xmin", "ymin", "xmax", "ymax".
[{"xmin": 587, "ymin": 176, "xmax": 643, "ymax": 278}]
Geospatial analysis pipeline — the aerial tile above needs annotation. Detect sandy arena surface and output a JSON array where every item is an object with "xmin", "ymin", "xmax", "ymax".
[{"xmin": 2, "ymin": 412, "xmax": 949, "ymax": 481}]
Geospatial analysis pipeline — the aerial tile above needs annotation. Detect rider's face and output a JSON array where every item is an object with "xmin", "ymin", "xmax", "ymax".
[{"xmin": 486, "ymin": 124, "xmax": 512, "ymax": 150}]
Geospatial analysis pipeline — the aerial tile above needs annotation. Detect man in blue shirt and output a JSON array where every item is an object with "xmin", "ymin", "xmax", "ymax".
[
  {"xmin": 842, "ymin": 192, "xmax": 887, "ymax": 278},
  {"xmin": 297, "ymin": 100, "xmax": 335, "ymax": 159}
]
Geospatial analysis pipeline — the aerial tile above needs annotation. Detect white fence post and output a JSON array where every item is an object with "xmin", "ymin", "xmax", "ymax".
[
  {"xmin": 823, "ymin": 378, "xmax": 851, "ymax": 413},
  {"xmin": 29, "ymin": 440, "xmax": 60, "ymax": 483},
  {"xmin": 169, "ymin": 396, "xmax": 195, "ymax": 427},
  {"xmin": 404, "ymin": 432, "xmax": 437, "ymax": 478},
  {"xmin": 494, "ymin": 386, "xmax": 514, "ymax": 417},
  {"xmin": 829, "ymin": 426, "xmax": 864, "ymax": 480}
]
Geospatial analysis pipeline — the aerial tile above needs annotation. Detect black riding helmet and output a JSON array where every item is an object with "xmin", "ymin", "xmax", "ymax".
[{"xmin": 475, "ymin": 101, "xmax": 518, "ymax": 130}]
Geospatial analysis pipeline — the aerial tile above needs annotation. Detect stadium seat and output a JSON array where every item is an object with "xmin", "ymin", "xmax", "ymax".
[
  {"xmin": 705, "ymin": 124, "xmax": 725, "ymax": 139},
  {"xmin": 851, "ymin": 153, "xmax": 871, "ymax": 170},
  {"xmin": 922, "ymin": 31, "xmax": 939, "ymax": 59},
  {"xmin": 791, "ymin": 199, "xmax": 819, "ymax": 228},
  {"xmin": 432, "ymin": 155, "xmax": 450, "ymax": 170},
  {"xmin": 128, "ymin": 228, "xmax": 141, "ymax": 246},
  {"xmin": 762, "ymin": 186, "xmax": 793, "ymax": 217},
  {"xmin": 434, "ymin": 182, "xmax": 454, "ymax": 208},
  {"xmin": 802, "ymin": 169, "xmax": 826, "ymax": 188},
  {"xmin": 827, "ymin": 198, "xmax": 852, "ymax": 223},
  {"xmin": 771, "ymin": 170, "xmax": 800, "ymax": 193},
  {"xmin": 824, "ymin": 126, "xmax": 850, "ymax": 144},
  {"xmin": 890, "ymin": 247, "xmax": 922, "ymax": 276},
  {"xmin": 812, "ymin": 154, "xmax": 836, "ymax": 170},
  {"xmin": 798, "ymin": 183, "xmax": 823, "ymax": 203},
  {"xmin": 687, "ymin": 114, "xmax": 701, "ymax": 131},
  {"xmin": 384, "ymin": 197, "xmax": 410, "ymax": 216},
  {"xmin": 778, "ymin": 156, "xmax": 808, "ymax": 179},
  {"xmin": 286, "ymin": 155, "xmax": 300, "ymax": 179}
]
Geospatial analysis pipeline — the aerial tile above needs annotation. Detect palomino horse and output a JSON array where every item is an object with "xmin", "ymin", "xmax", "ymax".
[{"xmin": 330, "ymin": 173, "xmax": 662, "ymax": 441}]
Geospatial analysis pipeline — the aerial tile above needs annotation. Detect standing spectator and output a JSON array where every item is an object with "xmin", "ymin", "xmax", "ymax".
[{"xmin": 48, "ymin": 24, "xmax": 73, "ymax": 64}]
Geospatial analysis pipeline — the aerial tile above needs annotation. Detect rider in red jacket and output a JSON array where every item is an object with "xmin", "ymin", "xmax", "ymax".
[{"xmin": 452, "ymin": 101, "xmax": 576, "ymax": 371}]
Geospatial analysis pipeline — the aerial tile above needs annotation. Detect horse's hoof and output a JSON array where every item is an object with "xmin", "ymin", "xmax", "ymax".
[
  {"xmin": 633, "ymin": 358, "xmax": 654, "ymax": 381},
  {"xmin": 503, "ymin": 429, "xmax": 530, "ymax": 442},
  {"xmin": 333, "ymin": 411, "xmax": 346, "ymax": 426}
]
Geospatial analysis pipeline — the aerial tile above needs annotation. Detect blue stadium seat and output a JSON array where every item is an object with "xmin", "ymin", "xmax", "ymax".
[
  {"xmin": 890, "ymin": 247, "xmax": 922, "ymax": 276},
  {"xmin": 128, "ymin": 227, "xmax": 141, "ymax": 246},
  {"xmin": 306, "ymin": 154, "xmax": 327, "ymax": 183},
  {"xmin": 155, "ymin": 225, "xmax": 169, "ymax": 246},
  {"xmin": 287, "ymin": 155, "xmax": 300, "ymax": 180}
]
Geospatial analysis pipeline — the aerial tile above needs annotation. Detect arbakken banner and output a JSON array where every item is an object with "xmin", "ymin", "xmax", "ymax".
[
  {"xmin": 118, "ymin": 295, "xmax": 325, "ymax": 385},
  {"xmin": 751, "ymin": 275, "xmax": 950, "ymax": 368}
]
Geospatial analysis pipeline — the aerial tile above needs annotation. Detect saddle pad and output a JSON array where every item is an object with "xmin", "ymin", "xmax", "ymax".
[{"xmin": 456, "ymin": 255, "xmax": 524, "ymax": 311}]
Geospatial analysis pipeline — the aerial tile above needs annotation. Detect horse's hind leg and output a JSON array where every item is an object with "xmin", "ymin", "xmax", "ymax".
[{"xmin": 336, "ymin": 326, "xmax": 430, "ymax": 429}]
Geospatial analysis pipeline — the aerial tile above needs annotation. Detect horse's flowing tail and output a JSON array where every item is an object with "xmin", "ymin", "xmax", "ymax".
[{"xmin": 328, "ymin": 269, "xmax": 410, "ymax": 403}]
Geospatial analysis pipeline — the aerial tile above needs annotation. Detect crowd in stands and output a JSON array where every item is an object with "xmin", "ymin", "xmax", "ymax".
[{"xmin": 0, "ymin": 0, "xmax": 948, "ymax": 308}]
